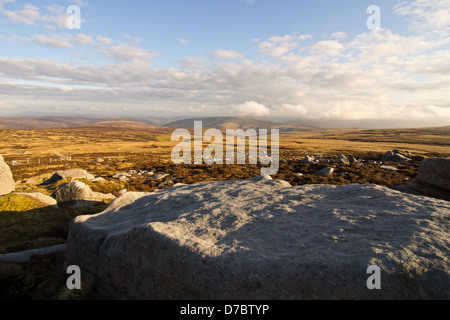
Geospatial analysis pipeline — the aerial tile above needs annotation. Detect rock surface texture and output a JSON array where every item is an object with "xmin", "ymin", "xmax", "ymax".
[
  {"xmin": 65, "ymin": 177, "xmax": 450, "ymax": 300},
  {"xmin": 407, "ymin": 158, "xmax": 450, "ymax": 201},
  {"xmin": 0, "ymin": 155, "xmax": 15, "ymax": 195}
]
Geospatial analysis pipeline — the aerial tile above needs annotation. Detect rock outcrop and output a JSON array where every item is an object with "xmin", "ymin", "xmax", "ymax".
[
  {"xmin": 65, "ymin": 177, "xmax": 450, "ymax": 300},
  {"xmin": 41, "ymin": 169, "xmax": 95, "ymax": 185},
  {"xmin": 16, "ymin": 192, "xmax": 58, "ymax": 208},
  {"xmin": 407, "ymin": 158, "xmax": 450, "ymax": 201},
  {"xmin": 0, "ymin": 155, "xmax": 15, "ymax": 195},
  {"xmin": 381, "ymin": 150, "xmax": 410, "ymax": 162},
  {"xmin": 52, "ymin": 180, "xmax": 115, "ymax": 206}
]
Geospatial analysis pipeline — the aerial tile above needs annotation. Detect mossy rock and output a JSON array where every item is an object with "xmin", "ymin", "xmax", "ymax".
[{"xmin": 0, "ymin": 194, "xmax": 53, "ymax": 212}]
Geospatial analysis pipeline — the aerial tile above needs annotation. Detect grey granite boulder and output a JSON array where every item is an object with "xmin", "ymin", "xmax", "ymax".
[
  {"xmin": 315, "ymin": 167, "xmax": 334, "ymax": 176},
  {"xmin": 52, "ymin": 180, "xmax": 115, "ymax": 206},
  {"xmin": 65, "ymin": 178, "xmax": 449, "ymax": 300},
  {"xmin": 42, "ymin": 169, "xmax": 95, "ymax": 185},
  {"xmin": 0, "ymin": 155, "xmax": 15, "ymax": 195},
  {"xmin": 16, "ymin": 192, "xmax": 58, "ymax": 208},
  {"xmin": 382, "ymin": 150, "xmax": 410, "ymax": 162},
  {"xmin": 407, "ymin": 158, "xmax": 450, "ymax": 201}
]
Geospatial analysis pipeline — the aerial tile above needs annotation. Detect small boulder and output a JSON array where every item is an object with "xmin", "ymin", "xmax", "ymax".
[
  {"xmin": 382, "ymin": 150, "xmax": 410, "ymax": 162},
  {"xmin": 16, "ymin": 193, "xmax": 58, "ymax": 208},
  {"xmin": 52, "ymin": 180, "xmax": 115, "ymax": 206},
  {"xmin": 407, "ymin": 158, "xmax": 450, "ymax": 200},
  {"xmin": 315, "ymin": 167, "xmax": 334, "ymax": 176},
  {"xmin": 300, "ymin": 156, "xmax": 316, "ymax": 164},
  {"xmin": 335, "ymin": 154, "xmax": 350, "ymax": 165},
  {"xmin": 380, "ymin": 165, "xmax": 399, "ymax": 171},
  {"xmin": 42, "ymin": 169, "xmax": 95, "ymax": 185},
  {"xmin": 154, "ymin": 173, "xmax": 170, "ymax": 180}
]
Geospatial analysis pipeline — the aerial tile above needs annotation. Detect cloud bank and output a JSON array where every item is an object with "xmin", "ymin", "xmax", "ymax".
[{"xmin": 0, "ymin": 0, "xmax": 449, "ymax": 127}]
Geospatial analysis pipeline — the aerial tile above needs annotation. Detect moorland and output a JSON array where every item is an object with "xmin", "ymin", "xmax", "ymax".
[{"xmin": 0, "ymin": 118, "xmax": 449, "ymax": 299}]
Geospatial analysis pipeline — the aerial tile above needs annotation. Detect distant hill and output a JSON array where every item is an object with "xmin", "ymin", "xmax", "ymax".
[
  {"xmin": 0, "ymin": 116, "xmax": 158, "ymax": 129},
  {"xmin": 76, "ymin": 121, "xmax": 174, "ymax": 134},
  {"xmin": 163, "ymin": 117, "xmax": 314, "ymax": 132}
]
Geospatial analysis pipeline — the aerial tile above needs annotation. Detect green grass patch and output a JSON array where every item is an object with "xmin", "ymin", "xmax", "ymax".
[{"xmin": 0, "ymin": 194, "xmax": 108, "ymax": 254}]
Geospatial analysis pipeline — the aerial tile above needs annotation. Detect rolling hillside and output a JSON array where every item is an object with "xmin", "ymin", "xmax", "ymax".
[
  {"xmin": 163, "ymin": 116, "xmax": 314, "ymax": 131},
  {"xmin": 0, "ymin": 117, "xmax": 158, "ymax": 129}
]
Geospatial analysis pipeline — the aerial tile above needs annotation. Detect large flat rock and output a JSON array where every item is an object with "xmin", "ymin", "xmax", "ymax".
[{"xmin": 65, "ymin": 177, "xmax": 450, "ymax": 300}]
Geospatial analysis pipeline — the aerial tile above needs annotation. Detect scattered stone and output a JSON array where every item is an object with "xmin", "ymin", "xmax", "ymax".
[
  {"xmin": 300, "ymin": 156, "xmax": 316, "ymax": 164},
  {"xmin": 407, "ymin": 158, "xmax": 450, "ymax": 201},
  {"xmin": 315, "ymin": 167, "xmax": 334, "ymax": 176},
  {"xmin": 155, "ymin": 173, "xmax": 170, "ymax": 180},
  {"xmin": 157, "ymin": 180, "xmax": 173, "ymax": 188},
  {"xmin": 65, "ymin": 179, "xmax": 450, "ymax": 300},
  {"xmin": 94, "ymin": 158, "xmax": 104, "ymax": 163},
  {"xmin": 41, "ymin": 169, "xmax": 95, "ymax": 185},
  {"xmin": 0, "ymin": 155, "xmax": 15, "ymax": 195},
  {"xmin": 294, "ymin": 173, "xmax": 304, "ymax": 177},
  {"xmin": 0, "ymin": 244, "xmax": 67, "ymax": 263},
  {"xmin": 382, "ymin": 150, "xmax": 411, "ymax": 162},
  {"xmin": 172, "ymin": 183, "xmax": 187, "ymax": 187},
  {"xmin": 52, "ymin": 180, "xmax": 115, "ymax": 206},
  {"xmin": 112, "ymin": 172, "xmax": 130, "ymax": 179},
  {"xmin": 91, "ymin": 177, "xmax": 106, "ymax": 183},
  {"xmin": 380, "ymin": 165, "xmax": 399, "ymax": 171},
  {"xmin": 117, "ymin": 189, "xmax": 128, "ymax": 196},
  {"xmin": 335, "ymin": 154, "xmax": 350, "ymax": 165}
]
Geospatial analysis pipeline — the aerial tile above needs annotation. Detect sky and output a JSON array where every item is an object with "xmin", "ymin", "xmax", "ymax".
[{"xmin": 0, "ymin": 0, "xmax": 449, "ymax": 127}]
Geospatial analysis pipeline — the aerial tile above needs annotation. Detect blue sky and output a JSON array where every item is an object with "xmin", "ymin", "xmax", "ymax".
[{"xmin": 0, "ymin": 0, "xmax": 449, "ymax": 127}]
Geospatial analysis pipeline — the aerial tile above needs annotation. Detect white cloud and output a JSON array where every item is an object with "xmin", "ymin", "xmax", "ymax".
[
  {"xmin": 71, "ymin": 0, "xmax": 89, "ymax": 7},
  {"xmin": 232, "ymin": 101, "xmax": 271, "ymax": 116},
  {"xmin": 258, "ymin": 34, "xmax": 313, "ymax": 57},
  {"xmin": 99, "ymin": 44, "xmax": 157, "ymax": 62},
  {"xmin": 0, "ymin": 101, "xmax": 14, "ymax": 109},
  {"xmin": 178, "ymin": 38, "xmax": 189, "ymax": 45},
  {"xmin": 393, "ymin": 0, "xmax": 450, "ymax": 31},
  {"xmin": 331, "ymin": 32, "xmax": 348, "ymax": 39},
  {"xmin": 96, "ymin": 35, "xmax": 113, "ymax": 45},
  {"xmin": 210, "ymin": 49, "xmax": 244, "ymax": 59},
  {"xmin": 0, "ymin": 1, "xmax": 449, "ymax": 126},
  {"xmin": 306, "ymin": 40, "xmax": 344, "ymax": 57},
  {"xmin": 0, "ymin": 2, "xmax": 39, "ymax": 25},
  {"xmin": 34, "ymin": 34, "xmax": 73, "ymax": 48},
  {"xmin": 73, "ymin": 33, "xmax": 93, "ymax": 46}
]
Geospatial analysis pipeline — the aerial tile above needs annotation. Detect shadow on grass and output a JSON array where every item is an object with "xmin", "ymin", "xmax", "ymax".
[{"xmin": 0, "ymin": 200, "xmax": 109, "ymax": 300}]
